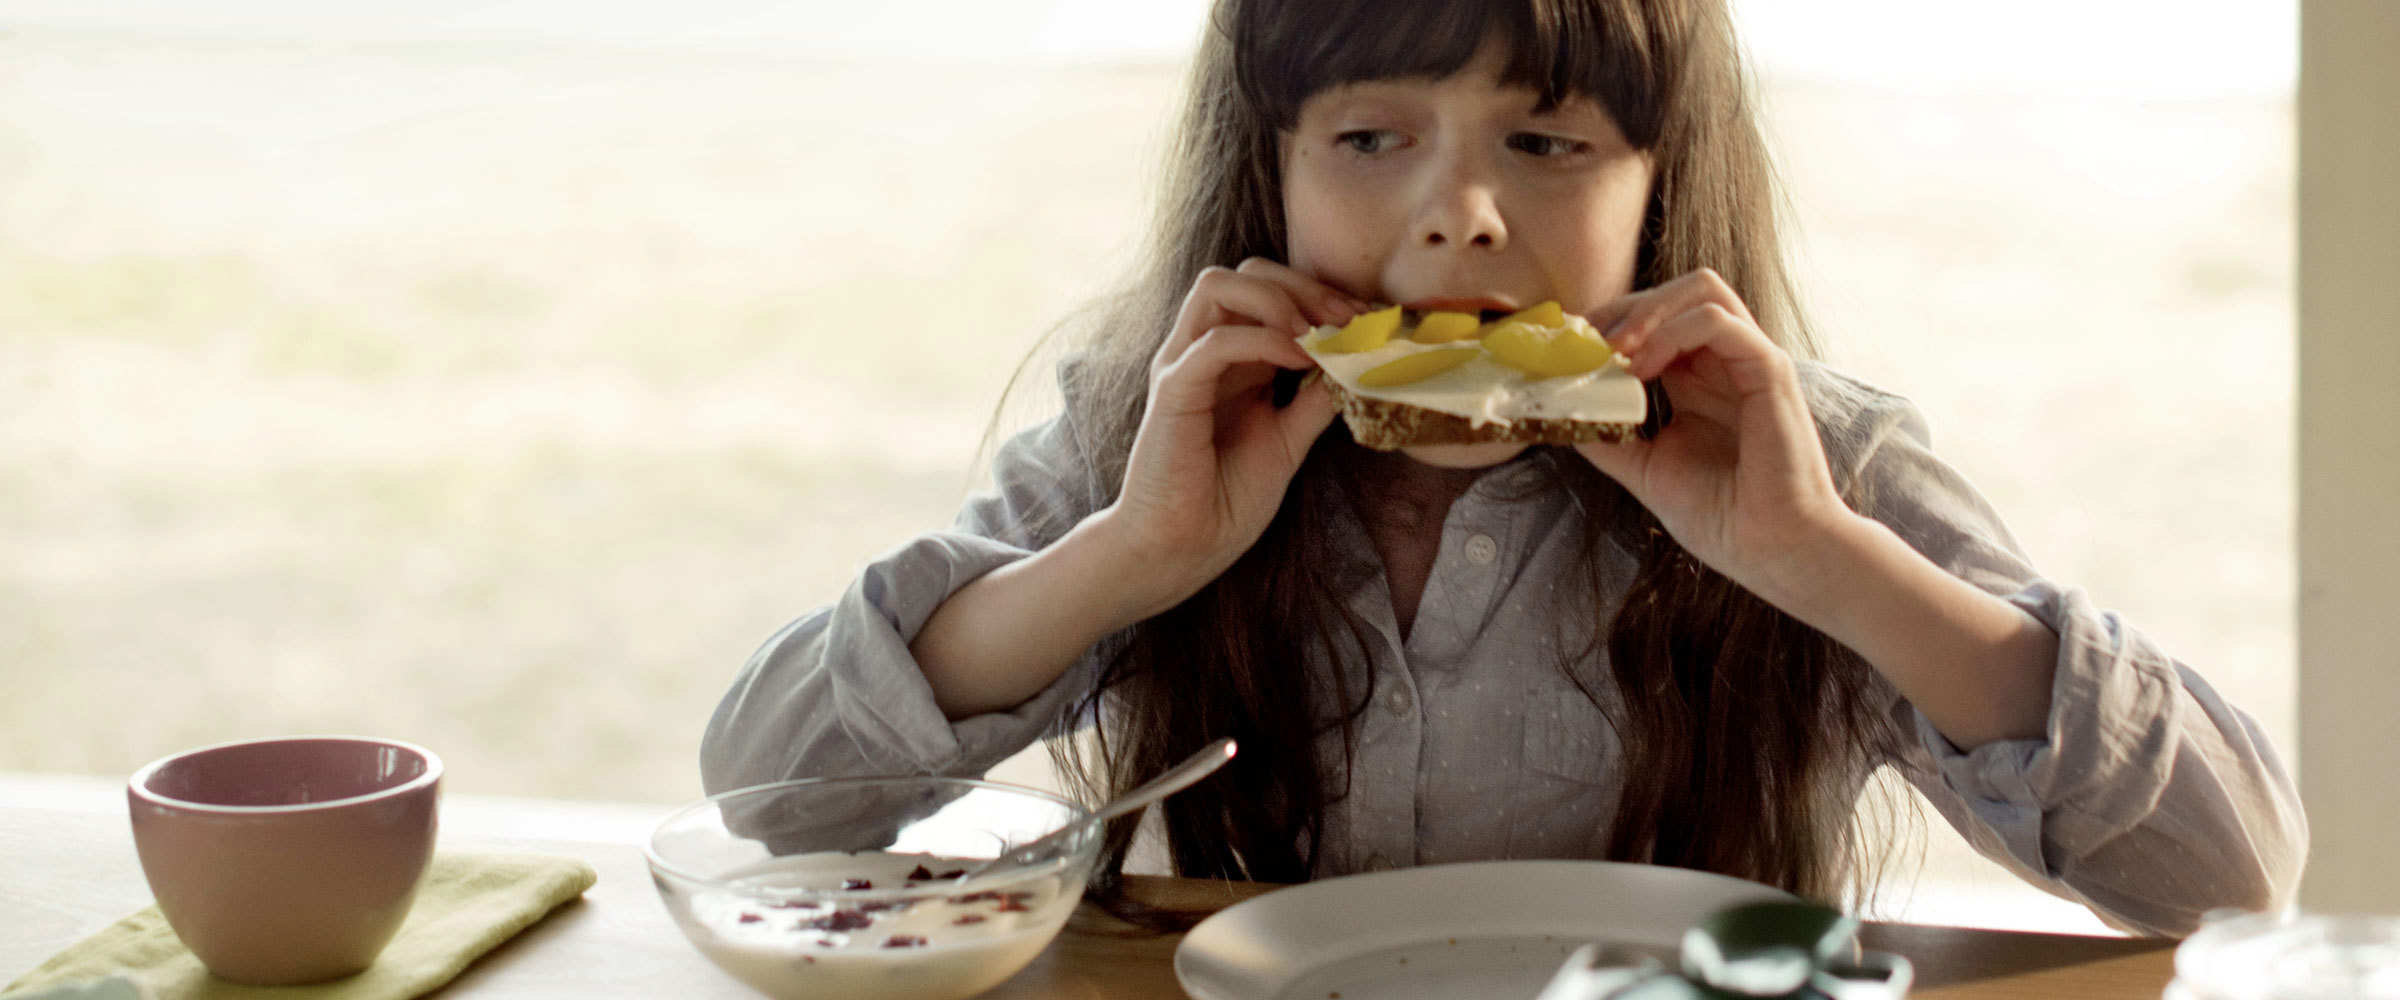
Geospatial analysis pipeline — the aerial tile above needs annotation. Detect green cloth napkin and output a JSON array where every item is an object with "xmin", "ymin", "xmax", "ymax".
[{"xmin": 4, "ymin": 852, "xmax": 598, "ymax": 1000}]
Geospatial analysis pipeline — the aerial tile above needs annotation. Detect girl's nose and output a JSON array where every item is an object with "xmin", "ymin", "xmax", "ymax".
[{"xmin": 1417, "ymin": 165, "xmax": 1508, "ymax": 251}]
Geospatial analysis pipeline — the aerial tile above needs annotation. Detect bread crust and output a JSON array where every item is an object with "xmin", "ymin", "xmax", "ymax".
[{"xmin": 1325, "ymin": 377, "xmax": 1640, "ymax": 450}]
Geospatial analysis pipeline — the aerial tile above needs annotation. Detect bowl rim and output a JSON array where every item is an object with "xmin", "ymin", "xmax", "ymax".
[
  {"xmin": 2174, "ymin": 910, "xmax": 2400, "ymax": 984},
  {"xmin": 127, "ymin": 734, "xmax": 443, "ymax": 815},
  {"xmin": 644, "ymin": 775, "xmax": 1100, "ymax": 896}
]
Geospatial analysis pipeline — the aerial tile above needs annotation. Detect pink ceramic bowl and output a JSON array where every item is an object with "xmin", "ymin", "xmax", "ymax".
[{"xmin": 127, "ymin": 735, "xmax": 441, "ymax": 985}]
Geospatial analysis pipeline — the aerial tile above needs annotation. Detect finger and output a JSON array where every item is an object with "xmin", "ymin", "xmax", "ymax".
[
  {"xmin": 1573, "ymin": 433, "xmax": 1650, "ymax": 490},
  {"xmin": 1196, "ymin": 265, "xmax": 1316, "ymax": 338},
  {"xmin": 1587, "ymin": 267, "xmax": 1757, "ymax": 356},
  {"xmin": 1152, "ymin": 325, "xmax": 1318, "ymax": 414},
  {"xmin": 1635, "ymin": 306, "xmax": 1823, "ymax": 480},
  {"xmin": 1622, "ymin": 302, "xmax": 1790, "ymax": 393},
  {"xmin": 1153, "ymin": 266, "xmax": 1237, "ymax": 376},
  {"xmin": 1582, "ymin": 287, "xmax": 1646, "ymax": 339},
  {"xmin": 1154, "ymin": 266, "xmax": 1322, "ymax": 375},
  {"xmin": 1273, "ymin": 377, "xmax": 1339, "ymax": 458},
  {"xmin": 1233, "ymin": 257, "xmax": 1372, "ymax": 326}
]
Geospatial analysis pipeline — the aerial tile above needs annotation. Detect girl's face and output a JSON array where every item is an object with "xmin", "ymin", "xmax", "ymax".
[
  {"xmin": 1281, "ymin": 44, "xmax": 1653, "ymax": 318},
  {"xmin": 1282, "ymin": 47, "xmax": 1656, "ymax": 447}
]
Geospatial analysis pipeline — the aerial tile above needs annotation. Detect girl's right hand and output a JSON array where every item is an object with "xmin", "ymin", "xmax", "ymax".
[{"xmin": 1101, "ymin": 258, "xmax": 1354, "ymax": 610}]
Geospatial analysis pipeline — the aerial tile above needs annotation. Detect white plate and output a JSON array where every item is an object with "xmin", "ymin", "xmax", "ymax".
[{"xmin": 1174, "ymin": 860, "xmax": 1795, "ymax": 1000}]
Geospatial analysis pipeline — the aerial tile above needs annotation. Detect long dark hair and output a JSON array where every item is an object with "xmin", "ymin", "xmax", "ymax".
[{"xmin": 1026, "ymin": 0, "xmax": 1908, "ymax": 908}]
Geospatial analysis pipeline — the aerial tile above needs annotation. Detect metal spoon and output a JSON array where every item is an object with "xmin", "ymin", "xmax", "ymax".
[{"xmin": 958, "ymin": 738, "xmax": 1237, "ymax": 880}]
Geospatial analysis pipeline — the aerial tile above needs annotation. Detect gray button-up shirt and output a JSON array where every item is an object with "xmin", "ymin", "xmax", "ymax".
[{"xmin": 701, "ymin": 361, "xmax": 2306, "ymax": 936}]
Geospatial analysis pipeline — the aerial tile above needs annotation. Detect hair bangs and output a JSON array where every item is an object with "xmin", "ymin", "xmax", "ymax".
[{"xmin": 1230, "ymin": 0, "xmax": 1671, "ymax": 148}]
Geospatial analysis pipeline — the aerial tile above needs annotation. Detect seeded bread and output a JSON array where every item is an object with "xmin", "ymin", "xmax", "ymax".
[{"xmin": 1323, "ymin": 374, "xmax": 1654, "ymax": 451}]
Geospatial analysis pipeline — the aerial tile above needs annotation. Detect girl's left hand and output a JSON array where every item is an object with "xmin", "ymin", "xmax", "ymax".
[{"xmin": 1573, "ymin": 268, "xmax": 1855, "ymax": 593}]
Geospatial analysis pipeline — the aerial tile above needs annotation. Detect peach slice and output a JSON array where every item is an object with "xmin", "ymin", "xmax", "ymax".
[
  {"xmin": 1358, "ymin": 347, "xmax": 1481, "ymax": 387},
  {"xmin": 1315, "ymin": 305, "xmax": 1403, "ymax": 353},
  {"xmin": 1499, "ymin": 301, "xmax": 1566, "ymax": 329},
  {"xmin": 1484, "ymin": 320, "xmax": 1615, "ymax": 378},
  {"xmin": 1410, "ymin": 311, "xmax": 1482, "ymax": 344}
]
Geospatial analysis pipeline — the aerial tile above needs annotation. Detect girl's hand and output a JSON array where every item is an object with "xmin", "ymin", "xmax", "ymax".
[
  {"xmin": 1575, "ymin": 270, "xmax": 2067, "ymax": 750},
  {"xmin": 1573, "ymin": 268, "xmax": 1858, "ymax": 597},
  {"xmin": 1103, "ymin": 258, "xmax": 1349, "ymax": 606}
]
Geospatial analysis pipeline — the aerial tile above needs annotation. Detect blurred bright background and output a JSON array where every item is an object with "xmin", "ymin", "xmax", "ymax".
[{"xmin": 0, "ymin": 0, "xmax": 2294, "ymax": 933}]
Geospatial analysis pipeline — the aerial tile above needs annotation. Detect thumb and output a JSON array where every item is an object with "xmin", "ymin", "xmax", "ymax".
[
  {"xmin": 1583, "ymin": 291, "xmax": 1645, "ymax": 342},
  {"xmin": 1276, "ymin": 378, "xmax": 1340, "ymax": 459},
  {"xmin": 1573, "ymin": 435, "xmax": 1648, "ymax": 491}
]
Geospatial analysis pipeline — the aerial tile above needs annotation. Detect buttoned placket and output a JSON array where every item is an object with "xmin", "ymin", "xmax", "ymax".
[
  {"xmin": 1319, "ymin": 457, "xmax": 1555, "ymax": 875},
  {"xmin": 1362, "ymin": 586, "xmax": 1424, "ymax": 872},
  {"xmin": 1318, "ymin": 480, "xmax": 1423, "ymax": 878},
  {"xmin": 1390, "ymin": 462, "xmax": 1542, "ymax": 868},
  {"xmin": 1407, "ymin": 475, "xmax": 1519, "ymax": 663}
]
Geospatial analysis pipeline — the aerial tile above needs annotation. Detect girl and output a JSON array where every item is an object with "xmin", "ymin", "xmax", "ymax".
[{"xmin": 701, "ymin": 0, "xmax": 2304, "ymax": 935}]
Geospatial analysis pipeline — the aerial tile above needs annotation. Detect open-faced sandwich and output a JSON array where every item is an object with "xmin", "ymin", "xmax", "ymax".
[{"xmin": 1298, "ymin": 301, "xmax": 1661, "ymax": 451}]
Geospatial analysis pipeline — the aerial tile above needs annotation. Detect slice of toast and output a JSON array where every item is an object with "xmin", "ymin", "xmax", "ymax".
[
  {"xmin": 1324, "ymin": 376, "xmax": 1644, "ymax": 450},
  {"xmin": 1297, "ymin": 304, "xmax": 1669, "ymax": 452}
]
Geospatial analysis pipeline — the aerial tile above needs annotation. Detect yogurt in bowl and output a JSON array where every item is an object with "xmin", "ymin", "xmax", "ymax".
[{"xmin": 648, "ymin": 777, "xmax": 1101, "ymax": 1000}]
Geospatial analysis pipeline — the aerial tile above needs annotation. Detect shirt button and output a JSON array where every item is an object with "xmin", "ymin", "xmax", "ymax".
[
  {"xmin": 1464, "ymin": 533, "xmax": 1498, "ymax": 565},
  {"xmin": 1363, "ymin": 853, "xmax": 1396, "ymax": 872},
  {"xmin": 1385, "ymin": 687, "xmax": 1414, "ymax": 717}
]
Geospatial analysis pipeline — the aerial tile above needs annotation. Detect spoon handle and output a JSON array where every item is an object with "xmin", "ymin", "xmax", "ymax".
[
  {"xmin": 1094, "ymin": 738, "xmax": 1238, "ymax": 824},
  {"xmin": 971, "ymin": 738, "xmax": 1237, "ymax": 877}
]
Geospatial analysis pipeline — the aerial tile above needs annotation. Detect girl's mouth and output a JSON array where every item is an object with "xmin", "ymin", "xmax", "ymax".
[{"xmin": 1399, "ymin": 297, "xmax": 1525, "ymax": 320}]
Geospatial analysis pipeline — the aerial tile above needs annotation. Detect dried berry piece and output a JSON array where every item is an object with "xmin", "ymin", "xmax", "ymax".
[
  {"xmin": 937, "ymin": 868, "xmax": 967, "ymax": 880},
  {"xmin": 948, "ymin": 891, "xmax": 1000, "ymax": 905},
  {"xmin": 907, "ymin": 864, "xmax": 936, "ymax": 881},
  {"xmin": 737, "ymin": 912, "xmax": 764, "ymax": 924},
  {"xmin": 881, "ymin": 935, "xmax": 928, "ymax": 949},
  {"xmin": 768, "ymin": 900, "xmax": 822, "ymax": 910},
  {"xmin": 953, "ymin": 914, "xmax": 988, "ymax": 926},
  {"xmin": 803, "ymin": 909, "xmax": 874, "ymax": 932},
  {"xmin": 842, "ymin": 878, "xmax": 874, "ymax": 891}
]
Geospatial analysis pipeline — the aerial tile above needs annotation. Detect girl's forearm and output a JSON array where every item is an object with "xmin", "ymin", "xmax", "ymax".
[
  {"xmin": 910, "ymin": 508, "xmax": 1190, "ymax": 721},
  {"xmin": 1758, "ymin": 514, "xmax": 2059, "ymax": 750}
]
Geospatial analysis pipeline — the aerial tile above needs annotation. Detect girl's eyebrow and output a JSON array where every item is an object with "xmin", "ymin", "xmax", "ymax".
[
  {"xmin": 1304, "ymin": 81, "xmax": 1619, "ymax": 134},
  {"xmin": 1527, "ymin": 100, "xmax": 1605, "ymax": 123},
  {"xmin": 1475, "ymin": 85, "xmax": 1606, "ymax": 123},
  {"xmin": 1522, "ymin": 94, "xmax": 1622, "ymax": 130},
  {"xmin": 1317, "ymin": 79, "xmax": 1427, "ymax": 104},
  {"xmin": 1304, "ymin": 89, "xmax": 1422, "ymax": 124}
]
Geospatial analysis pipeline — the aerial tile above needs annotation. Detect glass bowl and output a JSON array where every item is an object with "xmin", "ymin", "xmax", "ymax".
[
  {"xmin": 2168, "ymin": 910, "xmax": 2400, "ymax": 1000},
  {"xmin": 646, "ymin": 776, "xmax": 1102, "ymax": 1000}
]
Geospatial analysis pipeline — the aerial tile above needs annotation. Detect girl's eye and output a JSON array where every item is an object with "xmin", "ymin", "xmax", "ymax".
[
  {"xmin": 1336, "ymin": 130, "xmax": 1402, "ymax": 154},
  {"xmin": 1507, "ymin": 132, "xmax": 1591, "ymax": 157}
]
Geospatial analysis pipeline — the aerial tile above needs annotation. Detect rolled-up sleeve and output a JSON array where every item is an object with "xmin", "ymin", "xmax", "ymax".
[
  {"xmin": 700, "ymin": 371, "xmax": 1113, "ymax": 793},
  {"xmin": 1818, "ymin": 366, "xmax": 2308, "ymax": 936}
]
